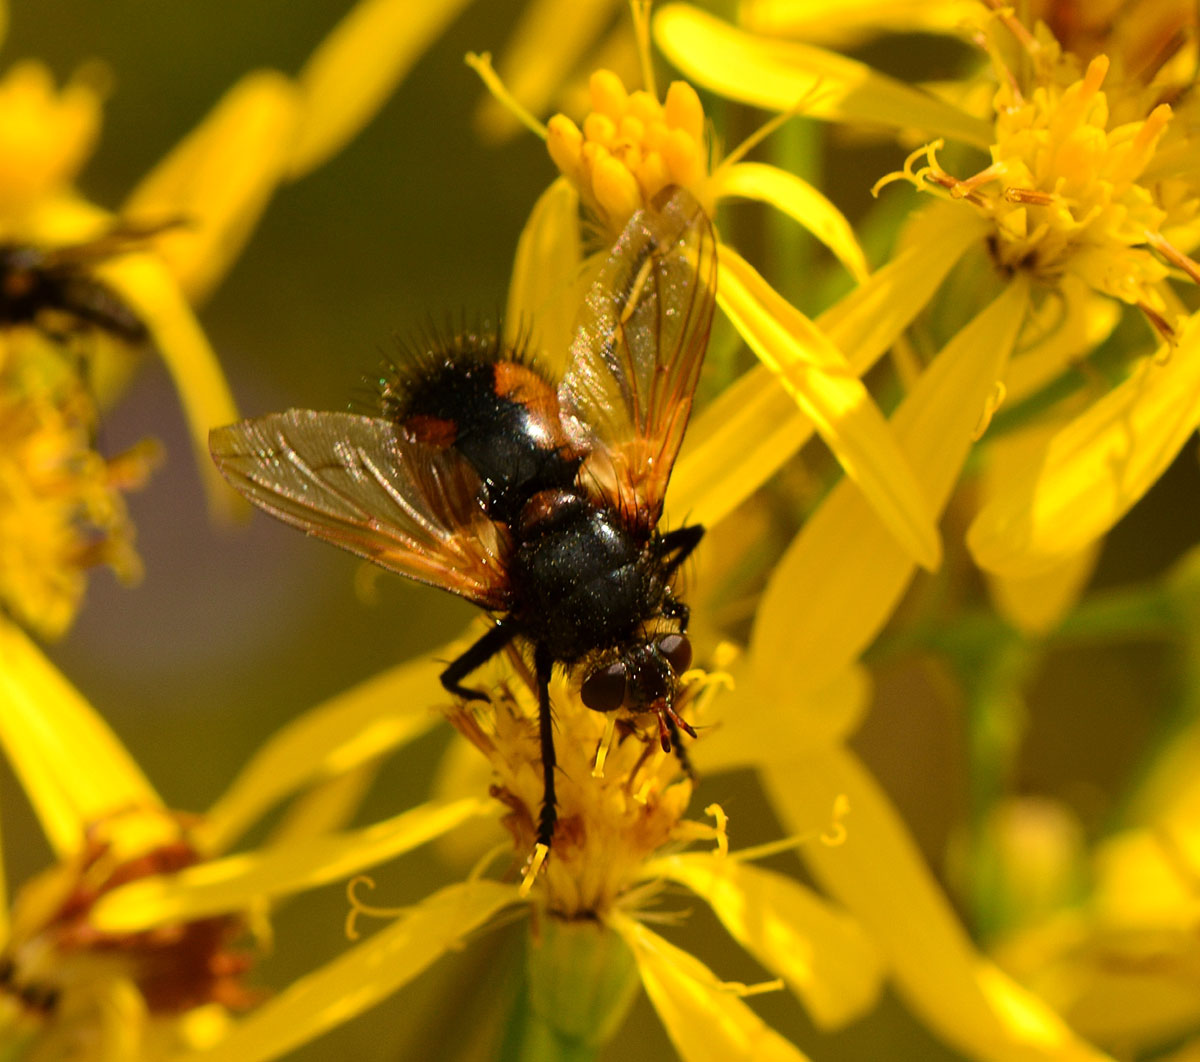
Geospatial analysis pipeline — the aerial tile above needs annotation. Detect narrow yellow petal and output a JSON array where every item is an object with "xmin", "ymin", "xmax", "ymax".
[
  {"xmin": 970, "ymin": 314, "xmax": 1200, "ymax": 577},
  {"xmin": 714, "ymin": 162, "xmax": 868, "ymax": 281},
  {"xmin": 267, "ymin": 761, "xmax": 381, "ymax": 845},
  {"xmin": 0, "ymin": 617, "xmax": 160, "ymax": 857},
  {"xmin": 198, "ymin": 637, "xmax": 455, "ymax": 853},
  {"xmin": 763, "ymin": 748, "xmax": 1114, "ymax": 1062},
  {"xmin": 654, "ymin": 5, "xmax": 992, "ymax": 148},
  {"xmin": 668, "ymin": 202, "xmax": 983, "ymax": 531},
  {"xmin": 819, "ymin": 200, "xmax": 988, "ymax": 370},
  {"xmin": 986, "ymin": 546, "xmax": 1102, "ymax": 636},
  {"xmin": 94, "ymin": 253, "xmax": 239, "ymax": 521},
  {"xmin": 741, "ymin": 0, "xmax": 981, "ymax": 43},
  {"xmin": 121, "ymin": 71, "xmax": 300, "ymax": 303},
  {"xmin": 690, "ymin": 664, "xmax": 868, "ymax": 773},
  {"xmin": 750, "ymin": 278, "xmax": 1028, "ymax": 696},
  {"xmin": 612, "ymin": 914, "xmax": 813, "ymax": 1062},
  {"xmin": 289, "ymin": 0, "xmax": 473, "ymax": 177},
  {"xmin": 647, "ymin": 852, "xmax": 883, "ymax": 1028},
  {"xmin": 718, "ymin": 246, "xmax": 941, "ymax": 569},
  {"xmin": 176, "ymin": 880, "xmax": 520, "ymax": 1062},
  {"xmin": 1003, "ymin": 278, "xmax": 1121, "ymax": 404},
  {"xmin": 505, "ymin": 176, "xmax": 584, "ymax": 374},
  {"xmin": 91, "ymin": 798, "xmax": 491, "ymax": 933},
  {"xmin": 979, "ymin": 420, "xmax": 1102, "ymax": 634}
]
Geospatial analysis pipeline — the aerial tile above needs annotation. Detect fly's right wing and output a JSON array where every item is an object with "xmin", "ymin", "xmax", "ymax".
[{"xmin": 210, "ymin": 410, "xmax": 512, "ymax": 609}]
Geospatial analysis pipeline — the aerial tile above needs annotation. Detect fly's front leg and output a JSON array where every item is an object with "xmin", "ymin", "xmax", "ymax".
[{"xmin": 439, "ymin": 621, "xmax": 517, "ymax": 701}]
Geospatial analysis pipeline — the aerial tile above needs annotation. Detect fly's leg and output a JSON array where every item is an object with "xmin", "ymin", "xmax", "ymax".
[
  {"xmin": 534, "ymin": 641, "xmax": 559, "ymax": 849},
  {"xmin": 439, "ymin": 621, "xmax": 517, "ymax": 701}
]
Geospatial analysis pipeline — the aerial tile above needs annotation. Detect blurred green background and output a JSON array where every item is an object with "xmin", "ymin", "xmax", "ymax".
[{"xmin": 3, "ymin": 2, "xmax": 1197, "ymax": 1059}]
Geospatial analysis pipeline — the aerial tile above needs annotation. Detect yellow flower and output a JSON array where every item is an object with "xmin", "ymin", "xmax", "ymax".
[
  {"xmin": 474, "ymin": 39, "xmax": 944, "ymax": 576},
  {"xmin": 655, "ymin": 0, "xmax": 1200, "ymax": 597},
  {"xmin": 0, "ymin": 331, "xmax": 157, "ymax": 638},
  {"xmin": 120, "ymin": 647, "xmax": 884, "ymax": 1062}
]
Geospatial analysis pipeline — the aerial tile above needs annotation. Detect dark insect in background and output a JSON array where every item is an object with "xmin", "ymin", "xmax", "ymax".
[
  {"xmin": 209, "ymin": 187, "xmax": 718, "ymax": 849},
  {"xmin": 0, "ymin": 222, "xmax": 175, "ymax": 343}
]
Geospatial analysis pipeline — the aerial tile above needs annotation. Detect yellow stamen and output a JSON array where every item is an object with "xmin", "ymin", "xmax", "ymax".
[
  {"xmin": 704, "ymin": 803, "xmax": 729, "ymax": 858},
  {"xmin": 344, "ymin": 876, "xmax": 410, "ymax": 940},
  {"xmin": 592, "ymin": 715, "xmax": 617, "ymax": 778},
  {"xmin": 519, "ymin": 843, "xmax": 550, "ymax": 897},
  {"xmin": 465, "ymin": 52, "xmax": 548, "ymax": 140}
]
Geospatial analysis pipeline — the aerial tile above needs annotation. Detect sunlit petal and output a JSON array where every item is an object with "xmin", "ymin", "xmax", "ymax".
[
  {"xmin": 654, "ymin": 5, "xmax": 991, "ymax": 148},
  {"xmin": 718, "ymin": 246, "xmax": 941, "ymax": 569},
  {"xmin": 176, "ymin": 880, "xmax": 520, "ymax": 1062},
  {"xmin": 91, "ymin": 798, "xmax": 491, "ymax": 933},
  {"xmin": 288, "ymin": 0, "xmax": 473, "ymax": 177},
  {"xmin": 762, "ymin": 748, "xmax": 1113, "ymax": 1062},
  {"xmin": 0, "ymin": 617, "xmax": 160, "ymax": 857},
  {"xmin": 740, "ymin": 0, "xmax": 980, "ymax": 44},
  {"xmin": 198, "ymin": 636, "xmax": 456, "ymax": 853},
  {"xmin": 668, "ymin": 202, "xmax": 984, "ymax": 531},
  {"xmin": 969, "ymin": 312, "xmax": 1200, "ymax": 577},
  {"xmin": 714, "ymin": 162, "xmax": 868, "ymax": 280},
  {"xmin": 121, "ymin": 72, "xmax": 300, "ymax": 304},
  {"xmin": 612, "ymin": 913, "xmax": 813, "ymax": 1062},
  {"xmin": 691, "ymin": 664, "xmax": 868, "ymax": 773},
  {"xmin": 749, "ymin": 278, "xmax": 1028, "ymax": 696},
  {"xmin": 647, "ymin": 852, "xmax": 883, "ymax": 1028}
]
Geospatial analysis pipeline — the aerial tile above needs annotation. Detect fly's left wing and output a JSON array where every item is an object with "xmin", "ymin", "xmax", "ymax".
[
  {"xmin": 558, "ymin": 187, "xmax": 717, "ymax": 535},
  {"xmin": 210, "ymin": 410, "xmax": 512, "ymax": 609}
]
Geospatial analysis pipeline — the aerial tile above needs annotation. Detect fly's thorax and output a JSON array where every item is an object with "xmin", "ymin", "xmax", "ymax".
[{"xmin": 511, "ymin": 497, "xmax": 661, "ymax": 661}]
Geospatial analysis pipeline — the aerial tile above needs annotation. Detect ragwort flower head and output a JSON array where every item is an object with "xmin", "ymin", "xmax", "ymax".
[
  {"xmin": 880, "ymin": 7, "xmax": 1189, "ymax": 335},
  {"xmin": 1, "ymin": 807, "xmax": 254, "ymax": 1061},
  {"xmin": 0, "ymin": 332, "xmax": 157, "ymax": 638}
]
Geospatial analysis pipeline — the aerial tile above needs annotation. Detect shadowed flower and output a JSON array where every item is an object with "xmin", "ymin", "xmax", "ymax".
[{"xmin": 0, "ymin": 615, "xmax": 483, "ymax": 1060}]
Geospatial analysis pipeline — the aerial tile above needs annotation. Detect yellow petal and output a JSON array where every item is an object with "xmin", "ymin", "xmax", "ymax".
[
  {"xmin": 267, "ymin": 760, "xmax": 381, "ymax": 845},
  {"xmin": 505, "ymin": 176, "xmax": 584, "ymax": 373},
  {"xmin": 749, "ymin": 278, "xmax": 1028, "ymax": 696},
  {"xmin": 668, "ymin": 202, "xmax": 983, "ymax": 531},
  {"xmin": 474, "ymin": 0, "xmax": 619, "ymax": 142},
  {"xmin": 95, "ymin": 252, "xmax": 239, "ymax": 520},
  {"xmin": 647, "ymin": 852, "xmax": 883, "ymax": 1028},
  {"xmin": 90, "ymin": 798, "xmax": 491, "ymax": 933},
  {"xmin": 741, "ymin": 0, "xmax": 981, "ymax": 44},
  {"xmin": 612, "ymin": 913, "xmax": 813, "ymax": 1062},
  {"xmin": 122, "ymin": 71, "xmax": 299, "ymax": 304},
  {"xmin": 289, "ymin": 0, "xmax": 473, "ymax": 178},
  {"xmin": 718, "ymin": 246, "xmax": 941, "ymax": 569},
  {"xmin": 980, "ymin": 421, "xmax": 1102, "ymax": 634},
  {"xmin": 690, "ymin": 664, "xmax": 868, "ymax": 773},
  {"xmin": 176, "ymin": 879, "xmax": 520, "ymax": 1062},
  {"xmin": 762, "ymin": 748, "xmax": 1114, "ymax": 1062},
  {"xmin": 653, "ymin": 5, "xmax": 991, "ymax": 148},
  {"xmin": 714, "ymin": 161, "xmax": 868, "ymax": 281},
  {"xmin": 198, "ymin": 636, "xmax": 454, "ymax": 853},
  {"xmin": 968, "ymin": 313, "xmax": 1200, "ymax": 577},
  {"xmin": 0, "ymin": 617, "xmax": 160, "ymax": 857},
  {"xmin": 1003, "ymin": 278, "xmax": 1121, "ymax": 404}
]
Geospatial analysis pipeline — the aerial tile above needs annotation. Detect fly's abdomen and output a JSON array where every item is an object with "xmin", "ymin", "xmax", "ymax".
[{"xmin": 391, "ymin": 355, "xmax": 579, "ymax": 524}]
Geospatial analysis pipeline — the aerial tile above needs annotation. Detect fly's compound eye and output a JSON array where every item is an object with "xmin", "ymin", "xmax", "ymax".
[
  {"xmin": 581, "ymin": 661, "xmax": 627, "ymax": 712},
  {"xmin": 657, "ymin": 633, "xmax": 692, "ymax": 676}
]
